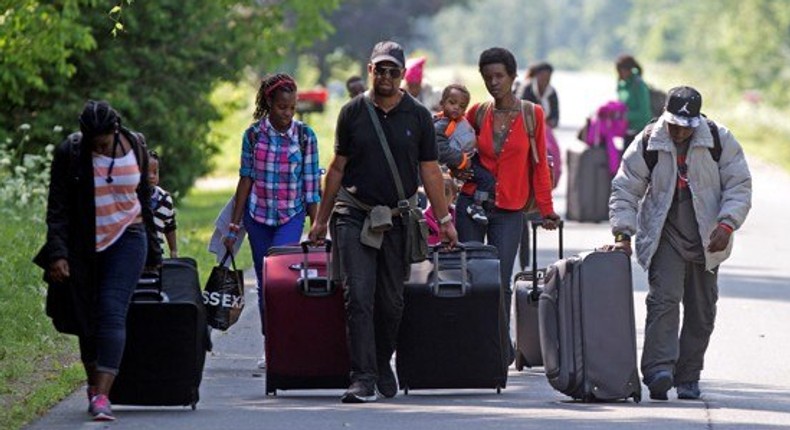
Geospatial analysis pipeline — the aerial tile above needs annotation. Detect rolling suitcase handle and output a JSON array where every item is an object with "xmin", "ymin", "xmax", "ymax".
[
  {"xmin": 529, "ymin": 219, "xmax": 564, "ymax": 301},
  {"xmin": 430, "ymin": 242, "xmax": 469, "ymax": 297},
  {"xmin": 134, "ymin": 269, "xmax": 169, "ymax": 303},
  {"xmin": 298, "ymin": 239, "xmax": 334, "ymax": 297}
]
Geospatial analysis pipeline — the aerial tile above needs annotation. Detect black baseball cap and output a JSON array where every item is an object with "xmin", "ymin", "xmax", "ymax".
[
  {"xmin": 662, "ymin": 86, "xmax": 702, "ymax": 128},
  {"xmin": 370, "ymin": 41, "xmax": 405, "ymax": 68}
]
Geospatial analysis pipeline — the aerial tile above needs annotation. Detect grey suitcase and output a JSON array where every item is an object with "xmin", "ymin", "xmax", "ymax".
[
  {"xmin": 565, "ymin": 146, "xmax": 611, "ymax": 222},
  {"xmin": 539, "ymin": 250, "xmax": 641, "ymax": 402},
  {"xmin": 397, "ymin": 243, "xmax": 509, "ymax": 394},
  {"xmin": 513, "ymin": 220, "xmax": 563, "ymax": 370}
]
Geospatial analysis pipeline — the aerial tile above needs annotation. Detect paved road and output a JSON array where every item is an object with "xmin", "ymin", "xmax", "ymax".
[{"xmin": 26, "ymin": 71, "xmax": 790, "ymax": 429}]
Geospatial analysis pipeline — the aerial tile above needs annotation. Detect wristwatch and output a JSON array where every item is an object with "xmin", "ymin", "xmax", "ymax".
[
  {"xmin": 614, "ymin": 232, "xmax": 631, "ymax": 242},
  {"xmin": 438, "ymin": 214, "xmax": 453, "ymax": 226}
]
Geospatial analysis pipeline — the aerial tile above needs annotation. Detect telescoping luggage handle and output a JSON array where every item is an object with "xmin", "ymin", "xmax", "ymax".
[
  {"xmin": 430, "ymin": 242, "xmax": 469, "ymax": 297},
  {"xmin": 530, "ymin": 219, "xmax": 564, "ymax": 300},
  {"xmin": 299, "ymin": 239, "xmax": 333, "ymax": 297},
  {"xmin": 134, "ymin": 268, "xmax": 169, "ymax": 303}
]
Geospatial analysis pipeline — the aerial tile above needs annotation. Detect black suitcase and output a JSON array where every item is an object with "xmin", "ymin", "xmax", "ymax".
[
  {"xmin": 110, "ymin": 258, "xmax": 209, "ymax": 409},
  {"xmin": 539, "ymin": 251, "xmax": 641, "ymax": 402},
  {"xmin": 513, "ymin": 220, "xmax": 563, "ymax": 370},
  {"xmin": 566, "ymin": 146, "xmax": 611, "ymax": 222},
  {"xmin": 396, "ymin": 243, "xmax": 509, "ymax": 394}
]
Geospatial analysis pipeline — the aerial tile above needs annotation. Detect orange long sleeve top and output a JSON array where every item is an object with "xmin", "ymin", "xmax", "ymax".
[{"xmin": 463, "ymin": 102, "xmax": 555, "ymax": 217}]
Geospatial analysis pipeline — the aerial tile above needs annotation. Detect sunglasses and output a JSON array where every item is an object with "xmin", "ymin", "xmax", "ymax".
[{"xmin": 373, "ymin": 66, "xmax": 403, "ymax": 79}]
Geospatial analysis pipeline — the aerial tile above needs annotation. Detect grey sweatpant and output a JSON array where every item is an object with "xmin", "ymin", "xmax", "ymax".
[{"xmin": 641, "ymin": 239, "xmax": 719, "ymax": 385}]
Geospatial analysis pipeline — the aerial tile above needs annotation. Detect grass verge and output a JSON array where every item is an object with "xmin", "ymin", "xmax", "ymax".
[
  {"xmin": 0, "ymin": 185, "xmax": 248, "ymax": 429},
  {"xmin": 0, "ymin": 213, "xmax": 82, "ymax": 429}
]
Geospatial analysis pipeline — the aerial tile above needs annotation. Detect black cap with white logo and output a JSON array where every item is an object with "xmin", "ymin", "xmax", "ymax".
[{"xmin": 662, "ymin": 86, "xmax": 702, "ymax": 128}]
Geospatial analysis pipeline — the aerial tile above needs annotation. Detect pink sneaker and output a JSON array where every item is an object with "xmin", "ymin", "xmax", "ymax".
[
  {"xmin": 85, "ymin": 386, "xmax": 97, "ymax": 413},
  {"xmin": 88, "ymin": 394, "xmax": 115, "ymax": 421}
]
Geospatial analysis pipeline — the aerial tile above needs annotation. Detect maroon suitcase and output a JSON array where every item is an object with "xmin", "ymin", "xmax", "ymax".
[{"xmin": 262, "ymin": 241, "xmax": 350, "ymax": 395}]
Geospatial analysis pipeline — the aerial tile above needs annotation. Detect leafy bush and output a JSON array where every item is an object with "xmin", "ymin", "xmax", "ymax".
[{"xmin": 0, "ymin": 125, "xmax": 56, "ymax": 219}]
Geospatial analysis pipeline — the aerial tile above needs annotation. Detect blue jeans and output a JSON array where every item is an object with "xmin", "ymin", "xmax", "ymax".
[
  {"xmin": 79, "ymin": 223, "xmax": 148, "ymax": 375},
  {"xmin": 244, "ymin": 210, "xmax": 306, "ymax": 336},
  {"xmin": 455, "ymin": 194, "xmax": 523, "ymax": 359}
]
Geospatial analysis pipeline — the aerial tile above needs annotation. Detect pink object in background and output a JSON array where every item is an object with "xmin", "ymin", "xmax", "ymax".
[
  {"xmin": 423, "ymin": 205, "xmax": 455, "ymax": 246},
  {"xmin": 404, "ymin": 57, "xmax": 426, "ymax": 84},
  {"xmin": 545, "ymin": 127, "xmax": 561, "ymax": 188},
  {"xmin": 585, "ymin": 100, "xmax": 628, "ymax": 175}
]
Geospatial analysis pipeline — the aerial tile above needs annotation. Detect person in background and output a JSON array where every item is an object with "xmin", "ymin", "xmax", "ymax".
[
  {"xmin": 459, "ymin": 48, "xmax": 560, "ymax": 363},
  {"xmin": 616, "ymin": 54, "xmax": 652, "ymax": 149},
  {"xmin": 516, "ymin": 61, "xmax": 561, "ymax": 270},
  {"xmin": 346, "ymin": 75, "xmax": 366, "ymax": 98},
  {"xmin": 434, "ymin": 83, "xmax": 493, "ymax": 225},
  {"xmin": 224, "ymin": 73, "xmax": 321, "ymax": 370},
  {"xmin": 403, "ymin": 57, "xmax": 441, "ymax": 112},
  {"xmin": 424, "ymin": 176, "xmax": 458, "ymax": 246},
  {"xmin": 34, "ymin": 100, "xmax": 162, "ymax": 421},
  {"xmin": 606, "ymin": 86, "xmax": 752, "ymax": 401},
  {"xmin": 308, "ymin": 40, "xmax": 457, "ymax": 403},
  {"xmin": 147, "ymin": 150, "xmax": 178, "ymax": 258},
  {"xmin": 517, "ymin": 61, "xmax": 559, "ymax": 128}
]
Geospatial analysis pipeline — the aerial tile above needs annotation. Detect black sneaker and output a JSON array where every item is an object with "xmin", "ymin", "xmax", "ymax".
[
  {"xmin": 377, "ymin": 363, "xmax": 398, "ymax": 398},
  {"xmin": 645, "ymin": 370, "xmax": 673, "ymax": 401},
  {"xmin": 341, "ymin": 381, "xmax": 377, "ymax": 404},
  {"xmin": 676, "ymin": 381, "xmax": 701, "ymax": 400},
  {"xmin": 466, "ymin": 203, "xmax": 488, "ymax": 225}
]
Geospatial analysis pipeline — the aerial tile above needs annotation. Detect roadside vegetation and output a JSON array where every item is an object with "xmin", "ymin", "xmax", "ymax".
[{"xmin": 2, "ymin": 1, "xmax": 788, "ymax": 428}]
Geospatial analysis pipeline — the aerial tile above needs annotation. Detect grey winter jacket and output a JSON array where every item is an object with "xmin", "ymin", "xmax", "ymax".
[{"xmin": 609, "ymin": 117, "xmax": 752, "ymax": 271}]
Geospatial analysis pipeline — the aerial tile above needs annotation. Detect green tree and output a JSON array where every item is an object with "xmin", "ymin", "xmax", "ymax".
[
  {"xmin": 1, "ymin": 0, "xmax": 338, "ymax": 196},
  {"xmin": 625, "ymin": 0, "xmax": 790, "ymax": 105},
  {"xmin": 0, "ymin": 0, "xmax": 96, "ymax": 105},
  {"xmin": 307, "ymin": 0, "xmax": 468, "ymax": 83},
  {"xmin": 420, "ymin": 0, "xmax": 633, "ymax": 69}
]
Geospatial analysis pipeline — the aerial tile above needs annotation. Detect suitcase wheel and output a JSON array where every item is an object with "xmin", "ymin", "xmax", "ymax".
[
  {"xmin": 191, "ymin": 402, "xmax": 197, "ymax": 410},
  {"xmin": 633, "ymin": 392, "xmax": 641, "ymax": 403},
  {"xmin": 403, "ymin": 387, "xmax": 409, "ymax": 395},
  {"xmin": 496, "ymin": 386, "xmax": 501, "ymax": 394}
]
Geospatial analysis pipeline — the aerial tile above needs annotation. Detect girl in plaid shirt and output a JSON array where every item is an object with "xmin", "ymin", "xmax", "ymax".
[{"xmin": 224, "ymin": 74, "xmax": 321, "ymax": 368}]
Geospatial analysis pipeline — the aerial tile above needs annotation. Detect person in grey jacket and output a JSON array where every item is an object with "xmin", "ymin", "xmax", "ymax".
[{"xmin": 606, "ymin": 86, "xmax": 752, "ymax": 401}]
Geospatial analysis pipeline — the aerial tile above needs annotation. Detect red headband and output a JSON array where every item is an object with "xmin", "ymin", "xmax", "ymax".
[{"xmin": 265, "ymin": 79, "xmax": 295, "ymax": 99}]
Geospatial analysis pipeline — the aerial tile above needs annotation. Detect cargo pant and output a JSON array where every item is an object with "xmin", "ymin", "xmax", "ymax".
[
  {"xmin": 642, "ymin": 239, "xmax": 719, "ymax": 385},
  {"xmin": 333, "ymin": 207, "xmax": 407, "ymax": 386}
]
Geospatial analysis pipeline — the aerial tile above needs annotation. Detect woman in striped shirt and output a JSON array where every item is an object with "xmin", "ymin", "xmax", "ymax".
[
  {"xmin": 35, "ymin": 100, "xmax": 161, "ymax": 421},
  {"xmin": 224, "ymin": 74, "xmax": 321, "ymax": 369}
]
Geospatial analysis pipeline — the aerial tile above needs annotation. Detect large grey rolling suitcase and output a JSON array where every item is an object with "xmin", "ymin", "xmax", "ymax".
[
  {"xmin": 565, "ymin": 146, "xmax": 611, "ymax": 222},
  {"xmin": 513, "ymin": 220, "xmax": 563, "ymax": 370},
  {"xmin": 396, "ymin": 243, "xmax": 509, "ymax": 394},
  {"xmin": 539, "ymin": 251, "xmax": 641, "ymax": 402}
]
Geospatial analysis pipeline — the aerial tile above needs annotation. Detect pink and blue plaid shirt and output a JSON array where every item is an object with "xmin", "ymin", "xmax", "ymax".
[{"xmin": 240, "ymin": 118, "xmax": 321, "ymax": 226}]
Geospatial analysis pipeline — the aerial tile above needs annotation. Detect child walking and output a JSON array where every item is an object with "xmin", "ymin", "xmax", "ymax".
[
  {"xmin": 434, "ymin": 84, "xmax": 494, "ymax": 225},
  {"xmin": 147, "ymin": 150, "xmax": 178, "ymax": 258}
]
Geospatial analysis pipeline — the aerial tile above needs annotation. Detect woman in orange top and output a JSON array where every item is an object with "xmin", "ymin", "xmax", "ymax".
[{"xmin": 458, "ymin": 47, "xmax": 560, "ymax": 363}]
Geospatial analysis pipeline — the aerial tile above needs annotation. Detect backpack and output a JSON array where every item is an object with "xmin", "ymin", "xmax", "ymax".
[
  {"xmin": 648, "ymin": 86, "xmax": 667, "ymax": 119},
  {"xmin": 247, "ymin": 121, "xmax": 307, "ymax": 157},
  {"xmin": 641, "ymin": 118, "xmax": 722, "ymax": 173},
  {"xmin": 65, "ymin": 129, "xmax": 147, "ymax": 183}
]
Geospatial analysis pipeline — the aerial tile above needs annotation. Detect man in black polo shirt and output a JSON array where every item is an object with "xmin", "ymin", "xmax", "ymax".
[{"xmin": 309, "ymin": 40, "xmax": 458, "ymax": 403}]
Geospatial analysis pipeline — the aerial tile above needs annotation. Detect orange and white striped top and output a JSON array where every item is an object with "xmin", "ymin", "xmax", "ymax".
[{"xmin": 93, "ymin": 150, "xmax": 142, "ymax": 251}]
